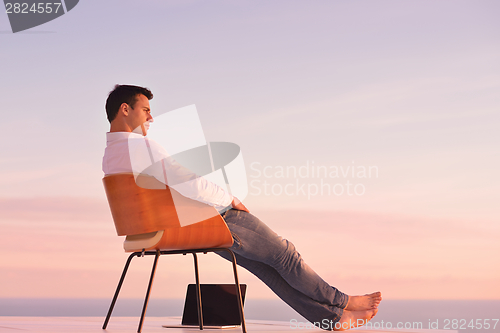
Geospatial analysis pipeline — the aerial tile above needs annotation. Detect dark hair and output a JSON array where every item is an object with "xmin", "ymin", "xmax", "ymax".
[{"xmin": 105, "ymin": 84, "xmax": 153, "ymax": 122}]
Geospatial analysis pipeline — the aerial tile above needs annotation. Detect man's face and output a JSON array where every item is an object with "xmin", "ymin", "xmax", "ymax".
[{"xmin": 127, "ymin": 94, "xmax": 153, "ymax": 135}]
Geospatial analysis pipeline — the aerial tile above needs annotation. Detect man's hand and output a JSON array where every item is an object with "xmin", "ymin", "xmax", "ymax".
[{"xmin": 231, "ymin": 197, "xmax": 249, "ymax": 213}]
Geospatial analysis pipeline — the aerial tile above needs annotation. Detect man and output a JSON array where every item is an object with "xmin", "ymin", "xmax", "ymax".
[{"xmin": 103, "ymin": 84, "xmax": 381, "ymax": 331}]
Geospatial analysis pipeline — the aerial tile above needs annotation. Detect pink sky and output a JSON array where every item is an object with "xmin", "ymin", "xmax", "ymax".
[
  {"xmin": 1, "ymin": 197, "xmax": 498, "ymax": 300},
  {"xmin": 1, "ymin": 1, "xmax": 499, "ymax": 301}
]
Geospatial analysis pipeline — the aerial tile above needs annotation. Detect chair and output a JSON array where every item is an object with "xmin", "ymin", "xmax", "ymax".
[{"xmin": 101, "ymin": 173, "xmax": 246, "ymax": 333}]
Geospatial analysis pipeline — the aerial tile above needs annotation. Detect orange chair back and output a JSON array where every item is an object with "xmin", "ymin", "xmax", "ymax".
[{"xmin": 103, "ymin": 173, "xmax": 233, "ymax": 251}]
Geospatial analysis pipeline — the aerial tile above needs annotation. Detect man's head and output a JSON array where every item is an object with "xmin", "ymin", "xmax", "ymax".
[{"xmin": 106, "ymin": 84, "xmax": 154, "ymax": 135}]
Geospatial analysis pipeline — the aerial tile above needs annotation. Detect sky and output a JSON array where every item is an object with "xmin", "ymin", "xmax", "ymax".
[{"xmin": 0, "ymin": 0, "xmax": 499, "ymax": 303}]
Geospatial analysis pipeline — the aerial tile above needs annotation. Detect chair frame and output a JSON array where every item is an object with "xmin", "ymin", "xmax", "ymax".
[{"xmin": 102, "ymin": 247, "xmax": 246, "ymax": 333}]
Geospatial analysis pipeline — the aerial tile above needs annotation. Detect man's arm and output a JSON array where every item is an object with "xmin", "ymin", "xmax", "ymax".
[{"xmin": 135, "ymin": 137, "xmax": 249, "ymax": 212}]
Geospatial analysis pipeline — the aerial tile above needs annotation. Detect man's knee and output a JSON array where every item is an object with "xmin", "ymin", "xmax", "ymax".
[{"xmin": 274, "ymin": 238, "xmax": 303, "ymax": 267}]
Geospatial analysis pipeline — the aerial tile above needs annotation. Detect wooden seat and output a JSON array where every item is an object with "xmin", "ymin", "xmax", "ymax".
[{"xmin": 101, "ymin": 173, "xmax": 246, "ymax": 333}]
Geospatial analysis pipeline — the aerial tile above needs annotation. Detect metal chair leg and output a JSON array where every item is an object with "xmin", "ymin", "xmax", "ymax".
[
  {"xmin": 137, "ymin": 250, "xmax": 161, "ymax": 333},
  {"xmin": 104, "ymin": 248, "xmax": 245, "ymax": 332},
  {"xmin": 103, "ymin": 252, "xmax": 139, "ymax": 329},
  {"xmin": 223, "ymin": 249, "xmax": 247, "ymax": 333},
  {"xmin": 192, "ymin": 253, "xmax": 204, "ymax": 330}
]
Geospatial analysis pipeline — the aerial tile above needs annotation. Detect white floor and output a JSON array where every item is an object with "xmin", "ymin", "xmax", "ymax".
[
  {"xmin": 0, "ymin": 317, "xmax": 296, "ymax": 332},
  {"xmin": 0, "ymin": 316, "xmax": 457, "ymax": 333}
]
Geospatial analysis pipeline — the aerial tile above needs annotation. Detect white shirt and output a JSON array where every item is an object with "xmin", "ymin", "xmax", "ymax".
[{"xmin": 102, "ymin": 132, "xmax": 233, "ymax": 211}]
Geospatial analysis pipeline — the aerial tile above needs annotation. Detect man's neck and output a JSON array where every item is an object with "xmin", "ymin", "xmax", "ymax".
[
  {"xmin": 109, "ymin": 120, "xmax": 132, "ymax": 133},
  {"xmin": 110, "ymin": 123, "xmax": 146, "ymax": 136}
]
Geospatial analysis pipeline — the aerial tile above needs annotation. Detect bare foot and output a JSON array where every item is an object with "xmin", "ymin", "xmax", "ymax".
[
  {"xmin": 333, "ymin": 308, "xmax": 378, "ymax": 331},
  {"xmin": 345, "ymin": 292, "xmax": 382, "ymax": 311}
]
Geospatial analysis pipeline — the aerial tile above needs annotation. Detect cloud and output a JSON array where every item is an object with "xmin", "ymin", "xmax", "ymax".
[
  {"xmin": 1, "ymin": 198, "xmax": 498, "ymax": 299},
  {"xmin": 0, "ymin": 197, "xmax": 110, "ymax": 223}
]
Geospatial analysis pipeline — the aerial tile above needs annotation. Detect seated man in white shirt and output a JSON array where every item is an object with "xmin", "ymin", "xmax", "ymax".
[{"xmin": 103, "ymin": 84, "xmax": 381, "ymax": 331}]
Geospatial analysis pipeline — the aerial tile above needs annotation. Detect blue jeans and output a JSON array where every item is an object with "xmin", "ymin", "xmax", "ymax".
[{"xmin": 217, "ymin": 209, "xmax": 348, "ymax": 329}]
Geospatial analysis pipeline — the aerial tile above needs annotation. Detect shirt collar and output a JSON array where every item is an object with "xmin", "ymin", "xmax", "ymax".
[{"xmin": 106, "ymin": 131, "xmax": 144, "ymax": 144}]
